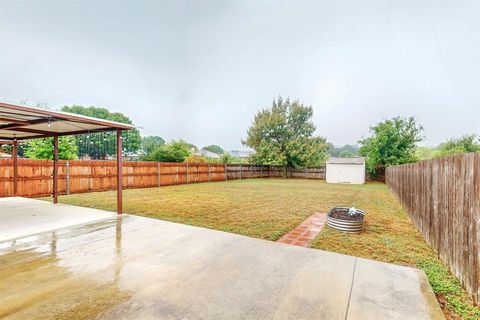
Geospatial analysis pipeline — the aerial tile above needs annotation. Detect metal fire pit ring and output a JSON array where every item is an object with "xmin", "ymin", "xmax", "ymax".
[{"xmin": 327, "ymin": 207, "xmax": 365, "ymax": 234}]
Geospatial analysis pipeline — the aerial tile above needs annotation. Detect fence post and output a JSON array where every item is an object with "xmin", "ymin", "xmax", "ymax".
[
  {"xmin": 66, "ymin": 161, "xmax": 70, "ymax": 195},
  {"xmin": 240, "ymin": 165, "xmax": 242, "ymax": 180},
  {"xmin": 305, "ymin": 167, "xmax": 307, "ymax": 179},
  {"xmin": 208, "ymin": 164, "xmax": 211, "ymax": 182},
  {"xmin": 157, "ymin": 162, "xmax": 161, "ymax": 187},
  {"xmin": 176, "ymin": 167, "xmax": 179, "ymax": 184},
  {"xmin": 260, "ymin": 165, "xmax": 263, "ymax": 178},
  {"xmin": 225, "ymin": 164, "xmax": 227, "ymax": 181},
  {"xmin": 186, "ymin": 163, "xmax": 189, "ymax": 184}
]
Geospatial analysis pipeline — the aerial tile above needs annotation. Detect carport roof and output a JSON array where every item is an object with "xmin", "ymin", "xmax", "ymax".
[{"xmin": 0, "ymin": 101, "xmax": 135, "ymax": 140}]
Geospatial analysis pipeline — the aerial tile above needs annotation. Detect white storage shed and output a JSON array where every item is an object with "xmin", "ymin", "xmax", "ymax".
[{"xmin": 326, "ymin": 157, "xmax": 366, "ymax": 185}]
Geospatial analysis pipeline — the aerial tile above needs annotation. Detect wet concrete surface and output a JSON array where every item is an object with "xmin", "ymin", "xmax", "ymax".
[
  {"xmin": 0, "ymin": 197, "xmax": 115, "ymax": 242},
  {"xmin": 0, "ymin": 200, "xmax": 444, "ymax": 319}
]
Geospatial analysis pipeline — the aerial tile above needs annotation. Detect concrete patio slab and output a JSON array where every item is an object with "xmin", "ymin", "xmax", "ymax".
[
  {"xmin": 0, "ymin": 197, "xmax": 115, "ymax": 242},
  {"xmin": 0, "ymin": 198, "xmax": 444, "ymax": 319},
  {"xmin": 347, "ymin": 258, "xmax": 443, "ymax": 320}
]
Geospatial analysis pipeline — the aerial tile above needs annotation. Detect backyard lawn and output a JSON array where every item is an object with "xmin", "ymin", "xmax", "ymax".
[{"xmin": 53, "ymin": 179, "xmax": 479, "ymax": 320}]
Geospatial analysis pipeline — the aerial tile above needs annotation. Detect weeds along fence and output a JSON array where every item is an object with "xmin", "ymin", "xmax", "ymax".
[
  {"xmin": 386, "ymin": 153, "xmax": 480, "ymax": 304},
  {"xmin": 0, "ymin": 159, "xmax": 325, "ymax": 198}
]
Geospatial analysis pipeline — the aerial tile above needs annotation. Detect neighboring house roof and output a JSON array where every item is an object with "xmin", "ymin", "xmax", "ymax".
[
  {"xmin": 228, "ymin": 150, "xmax": 254, "ymax": 158},
  {"xmin": 197, "ymin": 149, "xmax": 221, "ymax": 158},
  {"xmin": 326, "ymin": 157, "xmax": 365, "ymax": 165}
]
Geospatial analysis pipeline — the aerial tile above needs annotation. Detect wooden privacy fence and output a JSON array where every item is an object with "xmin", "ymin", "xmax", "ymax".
[
  {"xmin": 386, "ymin": 153, "xmax": 480, "ymax": 304},
  {"xmin": 225, "ymin": 164, "xmax": 325, "ymax": 180},
  {"xmin": 0, "ymin": 159, "xmax": 227, "ymax": 197},
  {"xmin": 0, "ymin": 159, "xmax": 326, "ymax": 198}
]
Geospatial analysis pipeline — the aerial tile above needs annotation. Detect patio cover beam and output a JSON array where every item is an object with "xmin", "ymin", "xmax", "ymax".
[
  {"xmin": 0, "ymin": 127, "xmax": 124, "ymax": 141},
  {"xmin": 4, "ymin": 127, "xmax": 59, "ymax": 136},
  {"xmin": 0, "ymin": 118, "xmax": 55, "ymax": 130},
  {"xmin": 0, "ymin": 116, "xmax": 30, "ymax": 124}
]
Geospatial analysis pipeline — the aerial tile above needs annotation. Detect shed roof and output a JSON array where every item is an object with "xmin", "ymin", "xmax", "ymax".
[
  {"xmin": 0, "ymin": 101, "xmax": 135, "ymax": 140},
  {"xmin": 326, "ymin": 157, "xmax": 365, "ymax": 165}
]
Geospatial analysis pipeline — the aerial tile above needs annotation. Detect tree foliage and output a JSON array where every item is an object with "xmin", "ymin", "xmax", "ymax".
[
  {"xmin": 143, "ymin": 140, "xmax": 192, "ymax": 162},
  {"xmin": 327, "ymin": 144, "xmax": 359, "ymax": 157},
  {"xmin": 184, "ymin": 154, "xmax": 207, "ymax": 163},
  {"xmin": 24, "ymin": 136, "xmax": 78, "ymax": 160},
  {"xmin": 141, "ymin": 135, "xmax": 165, "ymax": 157},
  {"xmin": 61, "ymin": 105, "xmax": 141, "ymax": 158},
  {"xmin": 219, "ymin": 152, "xmax": 235, "ymax": 164},
  {"xmin": 438, "ymin": 134, "xmax": 480, "ymax": 156},
  {"xmin": 243, "ymin": 97, "xmax": 328, "ymax": 167},
  {"xmin": 359, "ymin": 116, "xmax": 423, "ymax": 177},
  {"xmin": 202, "ymin": 144, "xmax": 224, "ymax": 155},
  {"xmin": 415, "ymin": 146, "xmax": 441, "ymax": 160}
]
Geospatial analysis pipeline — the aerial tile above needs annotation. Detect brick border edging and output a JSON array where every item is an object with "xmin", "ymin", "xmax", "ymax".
[{"xmin": 277, "ymin": 212, "xmax": 326, "ymax": 247}]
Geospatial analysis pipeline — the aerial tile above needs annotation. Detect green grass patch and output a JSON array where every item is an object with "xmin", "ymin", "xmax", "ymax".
[{"xmin": 418, "ymin": 260, "xmax": 480, "ymax": 320}]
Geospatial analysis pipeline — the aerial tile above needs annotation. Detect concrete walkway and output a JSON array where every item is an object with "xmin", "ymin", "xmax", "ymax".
[
  {"xmin": 277, "ymin": 212, "xmax": 327, "ymax": 247},
  {"xmin": 0, "ymin": 198, "xmax": 444, "ymax": 319}
]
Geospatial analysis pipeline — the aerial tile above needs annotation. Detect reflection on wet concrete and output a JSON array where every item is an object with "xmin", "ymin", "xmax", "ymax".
[
  {"xmin": 0, "ymin": 214, "xmax": 445, "ymax": 320},
  {"xmin": 0, "ymin": 217, "xmax": 130, "ymax": 320}
]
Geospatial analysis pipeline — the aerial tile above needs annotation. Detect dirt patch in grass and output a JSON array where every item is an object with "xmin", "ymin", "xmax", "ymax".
[{"xmin": 51, "ymin": 178, "xmax": 479, "ymax": 319}]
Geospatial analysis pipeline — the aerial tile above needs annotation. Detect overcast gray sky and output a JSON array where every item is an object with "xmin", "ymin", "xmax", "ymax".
[{"xmin": 1, "ymin": 0, "xmax": 479, "ymax": 150}]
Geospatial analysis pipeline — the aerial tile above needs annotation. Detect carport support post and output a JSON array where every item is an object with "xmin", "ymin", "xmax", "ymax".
[
  {"xmin": 116, "ymin": 129, "xmax": 123, "ymax": 214},
  {"xmin": 53, "ymin": 136, "xmax": 59, "ymax": 204},
  {"xmin": 13, "ymin": 139, "xmax": 18, "ymax": 196},
  {"xmin": 65, "ymin": 161, "xmax": 70, "ymax": 195}
]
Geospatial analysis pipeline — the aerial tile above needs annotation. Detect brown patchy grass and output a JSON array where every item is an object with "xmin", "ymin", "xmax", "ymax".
[
  {"xmin": 309, "ymin": 181, "xmax": 434, "ymax": 264},
  {"xmin": 55, "ymin": 179, "xmax": 372, "ymax": 241},
  {"xmin": 52, "ymin": 178, "xmax": 479, "ymax": 319}
]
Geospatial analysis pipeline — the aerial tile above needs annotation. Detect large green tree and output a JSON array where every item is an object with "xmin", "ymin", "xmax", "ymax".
[
  {"xmin": 24, "ymin": 136, "xmax": 78, "ymax": 160},
  {"xmin": 438, "ymin": 134, "xmax": 480, "ymax": 156},
  {"xmin": 61, "ymin": 105, "xmax": 141, "ymax": 158},
  {"xmin": 244, "ymin": 97, "xmax": 328, "ymax": 167},
  {"xmin": 359, "ymin": 116, "xmax": 423, "ymax": 177}
]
